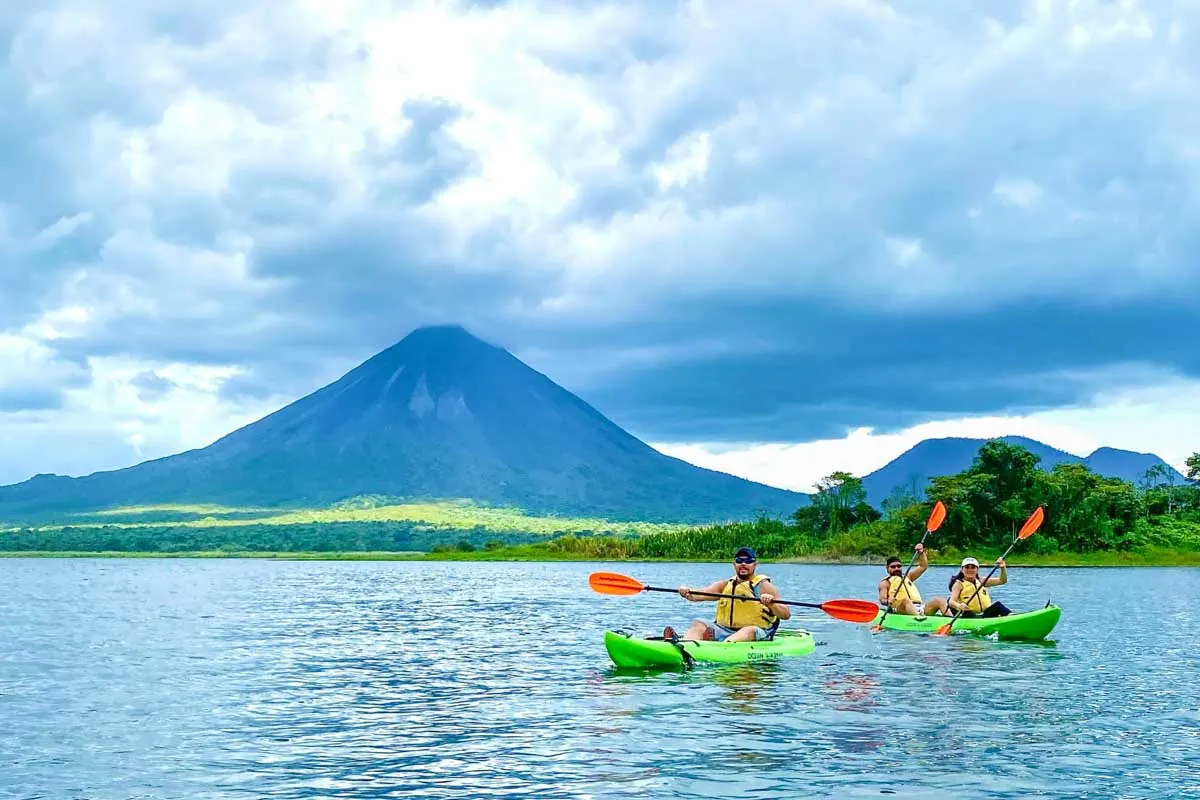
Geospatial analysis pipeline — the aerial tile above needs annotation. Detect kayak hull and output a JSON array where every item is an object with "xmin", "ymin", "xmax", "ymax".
[
  {"xmin": 871, "ymin": 604, "xmax": 1062, "ymax": 641},
  {"xmin": 604, "ymin": 628, "xmax": 816, "ymax": 669}
]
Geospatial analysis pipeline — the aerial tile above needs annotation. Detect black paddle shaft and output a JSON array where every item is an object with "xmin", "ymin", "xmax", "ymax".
[{"xmin": 639, "ymin": 584, "xmax": 821, "ymax": 610}]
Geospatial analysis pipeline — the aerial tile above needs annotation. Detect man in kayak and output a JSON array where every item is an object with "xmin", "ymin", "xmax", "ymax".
[
  {"xmin": 947, "ymin": 556, "xmax": 1012, "ymax": 617},
  {"xmin": 662, "ymin": 546, "xmax": 790, "ymax": 642},
  {"xmin": 877, "ymin": 543, "xmax": 948, "ymax": 618}
]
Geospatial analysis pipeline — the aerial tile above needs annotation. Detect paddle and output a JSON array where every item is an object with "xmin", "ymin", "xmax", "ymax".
[
  {"xmin": 934, "ymin": 505, "xmax": 1044, "ymax": 636},
  {"xmin": 871, "ymin": 500, "xmax": 947, "ymax": 632},
  {"xmin": 588, "ymin": 571, "xmax": 880, "ymax": 623}
]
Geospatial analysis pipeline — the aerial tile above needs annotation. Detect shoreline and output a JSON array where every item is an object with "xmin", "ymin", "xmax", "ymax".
[{"xmin": 2, "ymin": 549, "xmax": 1198, "ymax": 567}]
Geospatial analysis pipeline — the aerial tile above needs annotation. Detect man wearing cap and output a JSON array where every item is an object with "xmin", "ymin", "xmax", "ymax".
[
  {"xmin": 662, "ymin": 546, "xmax": 790, "ymax": 642},
  {"xmin": 877, "ymin": 543, "xmax": 948, "ymax": 618},
  {"xmin": 947, "ymin": 556, "xmax": 1012, "ymax": 618}
]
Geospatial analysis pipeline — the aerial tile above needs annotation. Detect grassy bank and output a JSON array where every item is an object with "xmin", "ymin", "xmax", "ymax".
[{"xmin": 2, "ymin": 500, "xmax": 685, "ymax": 537}]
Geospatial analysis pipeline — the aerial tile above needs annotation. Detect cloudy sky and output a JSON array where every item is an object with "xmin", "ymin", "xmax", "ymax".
[{"xmin": 2, "ymin": 0, "xmax": 1198, "ymax": 492}]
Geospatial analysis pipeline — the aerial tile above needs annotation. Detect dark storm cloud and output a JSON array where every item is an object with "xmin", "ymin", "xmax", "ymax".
[
  {"xmin": 360, "ymin": 99, "xmax": 479, "ymax": 207},
  {"xmin": 130, "ymin": 371, "xmax": 174, "ymax": 399},
  {"xmin": 0, "ymin": 388, "xmax": 66, "ymax": 412},
  {"xmin": 566, "ymin": 295, "xmax": 1200, "ymax": 442}
]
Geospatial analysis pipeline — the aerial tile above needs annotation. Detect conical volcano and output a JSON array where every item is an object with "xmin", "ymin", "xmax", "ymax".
[{"xmin": 0, "ymin": 325, "xmax": 809, "ymax": 522}]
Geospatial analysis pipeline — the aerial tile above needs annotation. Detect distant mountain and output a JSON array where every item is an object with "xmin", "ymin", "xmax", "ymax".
[
  {"xmin": 0, "ymin": 325, "xmax": 808, "ymax": 524},
  {"xmin": 861, "ymin": 435, "xmax": 1187, "ymax": 507}
]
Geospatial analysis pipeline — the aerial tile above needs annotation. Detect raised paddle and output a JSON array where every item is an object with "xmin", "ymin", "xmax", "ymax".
[
  {"xmin": 934, "ymin": 505, "xmax": 1044, "ymax": 636},
  {"xmin": 588, "ymin": 571, "xmax": 880, "ymax": 624},
  {"xmin": 871, "ymin": 500, "xmax": 947, "ymax": 632}
]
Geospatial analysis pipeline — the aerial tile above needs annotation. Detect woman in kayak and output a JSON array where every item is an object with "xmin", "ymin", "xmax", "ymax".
[
  {"xmin": 947, "ymin": 556, "xmax": 1012, "ymax": 618},
  {"xmin": 663, "ymin": 546, "xmax": 790, "ymax": 642}
]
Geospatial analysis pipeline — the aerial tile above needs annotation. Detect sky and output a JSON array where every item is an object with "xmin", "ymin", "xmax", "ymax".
[{"xmin": 2, "ymin": 0, "xmax": 1199, "ymax": 492}]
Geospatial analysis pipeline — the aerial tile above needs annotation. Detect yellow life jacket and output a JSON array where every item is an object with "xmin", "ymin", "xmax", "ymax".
[
  {"xmin": 714, "ymin": 573, "xmax": 778, "ymax": 630},
  {"xmin": 955, "ymin": 577, "xmax": 992, "ymax": 613},
  {"xmin": 885, "ymin": 575, "xmax": 922, "ymax": 609}
]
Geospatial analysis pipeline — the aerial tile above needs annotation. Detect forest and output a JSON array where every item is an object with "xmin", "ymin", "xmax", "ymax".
[{"xmin": 3, "ymin": 441, "xmax": 1198, "ymax": 563}]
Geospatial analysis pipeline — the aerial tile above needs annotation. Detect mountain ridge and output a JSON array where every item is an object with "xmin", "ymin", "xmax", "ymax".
[{"xmin": 859, "ymin": 434, "xmax": 1187, "ymax": 507}]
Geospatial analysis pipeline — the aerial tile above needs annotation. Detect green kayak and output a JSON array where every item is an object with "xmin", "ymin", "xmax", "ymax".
[
  {"xmin": 603, "ymin": 628, "xmax": 816, "ymax": 669},
  {"xmin": 871, "ymin": 604, "xmax": 1062, "ymax": 641}
]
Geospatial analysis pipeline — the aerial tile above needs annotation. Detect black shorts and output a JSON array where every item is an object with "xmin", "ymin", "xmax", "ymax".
[{"xmin": 958, "ymin": 601, "xmax": 1011, "ymax": 618}]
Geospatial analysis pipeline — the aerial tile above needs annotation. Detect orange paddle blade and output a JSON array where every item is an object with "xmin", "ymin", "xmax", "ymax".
[
  {"xmin": 588, "ymin": 571, "xmax": 646, "ymax": 596},
  {"xmin": 927, "ymin": 500, "xmax": 947, "ymax": 531},
  {"xmin": 820, "ymin": 599, "xmax": 881, "ymax": 624},
  {"xmin": 1018, "ymin": 506, "xmax": 1044, "ymax": 539},
  {"xmin": 934, "ymin": 622, "xmax": 952, "ymax": 635}
]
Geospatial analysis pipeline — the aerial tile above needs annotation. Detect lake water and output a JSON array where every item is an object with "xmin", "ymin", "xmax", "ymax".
[{"xmin": 0, "ymin": 559, "xmax": 1197, "ymax": 799}]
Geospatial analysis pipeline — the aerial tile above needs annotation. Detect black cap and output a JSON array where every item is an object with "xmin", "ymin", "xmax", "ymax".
[
  {"xmin": 886, "ymin": 556, "xmax": 902, "ymax": 566},
  {"xmin": 735, "ymin": 546, "xmax": 757, "ymax": 560}
]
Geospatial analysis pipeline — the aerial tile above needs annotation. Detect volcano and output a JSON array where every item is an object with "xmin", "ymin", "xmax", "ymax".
[{"xmin": 0, "ymin": 325, "xmax": 809, "ymax": 523}]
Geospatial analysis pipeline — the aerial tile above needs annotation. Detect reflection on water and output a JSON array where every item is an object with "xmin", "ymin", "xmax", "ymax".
[
  {"xmin": 0, "ymin": 559, "xmax": 1198, "ymax": 799},
  {"xmin": 820, "ymin": 669, "xmax": 881, "ymax": 712},
  {"xmin": 708, "ymin": 661, "xmax": 783, "ymax": 716}
]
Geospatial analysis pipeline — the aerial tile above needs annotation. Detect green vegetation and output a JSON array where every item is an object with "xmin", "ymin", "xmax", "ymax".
[
  {"xmin": 3, "ymin": 442, "xmax": 1198, "ymax": 566},
  {"xmin": 2, "ymin": 497, "xmax": 683, "ymax": 535},
  {"xmin": 0, "ymin": 497, "xmax": 684, "ymax": 555}
]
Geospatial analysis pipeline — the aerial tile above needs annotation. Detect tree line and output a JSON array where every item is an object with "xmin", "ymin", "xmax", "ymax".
[
  {"xmin": 2, "ymin": 441, "xmax": 1197, "ymax": 558},
  {"xmin": 539, "ymin": 441, "xmax": 1200, "ymax": 561}
]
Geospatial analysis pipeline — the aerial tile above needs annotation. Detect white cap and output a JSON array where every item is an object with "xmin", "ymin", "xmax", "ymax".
[{"xmin": 961, "ymin": 557, "xmax": 980, "ymax": 567}]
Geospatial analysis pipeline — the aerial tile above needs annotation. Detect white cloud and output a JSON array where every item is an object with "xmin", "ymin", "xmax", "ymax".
[
  {"xmin": 651, "ymin": 131, "xmax": 712, "ymax": 191},
  {"xmin": 992, "ymin": 178, "xmax": 1043, "ymax": 208},
  {"xmin": 14, "ymin": 0, "xmax": 1200, "ymax": 322},
  {"xmin": 0, "ymin": 353, "xmax": 289, "ymax": 483},
  {"xmin": 0, "ymin": 331, "xmax": 89, "ymax": 402}
]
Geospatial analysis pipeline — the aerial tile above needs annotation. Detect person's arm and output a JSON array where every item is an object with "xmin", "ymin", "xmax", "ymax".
[
  {"xmin": 948, "ymin": 580, "xmax": 965, "ymax": 612},
  {"xmin": 908, "ymin": 543, "xmax": 929, "ymax": 581},
  {"xmin": 757, "ymin": 580, "xmax": 791, "ymax": 620},
  {"xmin": 678, "ymin": 579, "xmax": 728, "ymax": 601},
  {"xmin": 877, "ymin": 578, "xmax": 891, "ymax": 606},
  {"xmin": 986, "ymin": 557, "xmax": 1007, "ymax": 586}
]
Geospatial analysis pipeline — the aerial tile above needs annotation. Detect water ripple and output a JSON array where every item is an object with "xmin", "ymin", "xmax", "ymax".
[{"xmin": 1, "ymin": 559, "xmax": 1198, "ymax": 799}]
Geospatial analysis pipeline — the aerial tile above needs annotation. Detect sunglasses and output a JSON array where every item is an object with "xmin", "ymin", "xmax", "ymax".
[
  {"xmin": 734, "ymin": 556, "xmax": 756, "ymax": 564},
  {"xmin": 963, "ymin": 564, "xmax": 978, "ymax": 569}
]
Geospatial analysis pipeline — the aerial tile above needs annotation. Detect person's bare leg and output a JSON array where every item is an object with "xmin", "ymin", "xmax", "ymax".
[
  {"xmin": 723, "ymin": 625, "xmax": 760, "ymax": 642},
  {"xmin": 664, "ymin": 620, "xmax": 713, "ymax": 641}
]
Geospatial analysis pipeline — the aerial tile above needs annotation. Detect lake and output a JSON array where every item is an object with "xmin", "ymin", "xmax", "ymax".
[{"xmin": 1, "ymin": 558, "xmax": 1197, "ymax": 799}]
